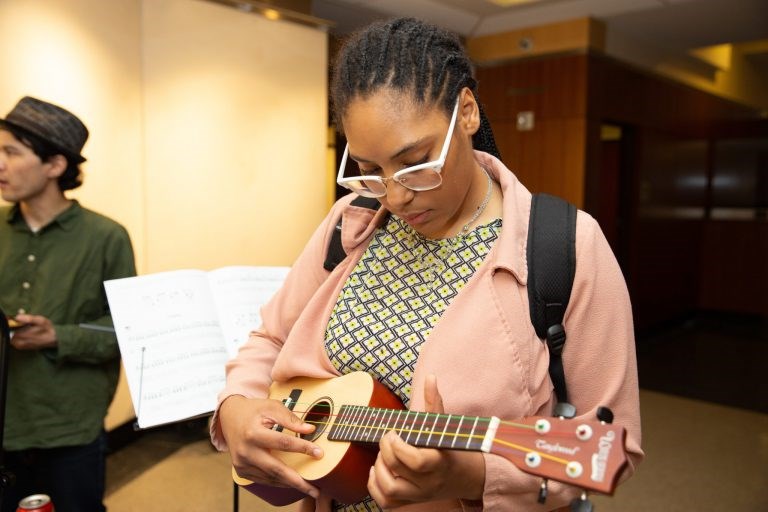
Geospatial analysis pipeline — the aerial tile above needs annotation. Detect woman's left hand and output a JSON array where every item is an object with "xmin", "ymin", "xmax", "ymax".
[{"xmin": 367, "ymin": 374, "xmax": 485, "ymax": 508}]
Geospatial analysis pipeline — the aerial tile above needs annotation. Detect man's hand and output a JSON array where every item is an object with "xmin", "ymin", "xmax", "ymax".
[{"xmin": 9, "ymin": 314, "xmax": 57, "ymax": 350}]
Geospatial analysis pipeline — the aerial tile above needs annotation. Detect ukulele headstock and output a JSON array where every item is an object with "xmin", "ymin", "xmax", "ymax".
[{"xmin": 490, "ymin": 414, "xmax": 628, "ymax": 495}]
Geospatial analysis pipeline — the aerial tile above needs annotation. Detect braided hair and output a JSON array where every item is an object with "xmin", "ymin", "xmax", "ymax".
[{"xmin": 331, "ymin": 17, "xmax": 501, "ymax": 160}]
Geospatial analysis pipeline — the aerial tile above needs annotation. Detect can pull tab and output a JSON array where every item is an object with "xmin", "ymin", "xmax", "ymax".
[{"xmin": 16, "ymin": 493, "xmax": 54, "ymax": 512}]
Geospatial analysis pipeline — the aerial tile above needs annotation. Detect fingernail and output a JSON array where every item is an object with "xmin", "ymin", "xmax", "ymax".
[
  {"xmin": 311, "ymin": 447, "xmax": 323, "ymax": 458},
  {"xmin": 309, "ymin": 488, "xmax": 319, "ymax": 499}
]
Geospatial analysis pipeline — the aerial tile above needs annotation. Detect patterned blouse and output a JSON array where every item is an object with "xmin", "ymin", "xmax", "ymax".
[{"xmin": 324, "ymin": 214, "xmax": 502, "ymax": 511}]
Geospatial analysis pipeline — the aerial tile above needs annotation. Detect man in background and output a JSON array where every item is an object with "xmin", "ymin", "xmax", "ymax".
[{"xmin": 0, "ymin": 97, "xmax": 136, "ymax": 511}]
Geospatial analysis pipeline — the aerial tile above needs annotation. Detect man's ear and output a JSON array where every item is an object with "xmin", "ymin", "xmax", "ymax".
[
  {"xmin": 44, "ymin": 154, "xmax": 68, "ymax": 179},
  {"xmin": 459, "ymin": 87, "xmax": 481, "ymax": 136}
]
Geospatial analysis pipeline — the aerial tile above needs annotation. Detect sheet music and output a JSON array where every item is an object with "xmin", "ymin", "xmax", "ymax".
[
  {"xmin": 207, "ymin": 266, "xmax": 290, "ymax": 359},
  {"xmin": 104, "ymin": 266, "xmax": 289, "ymax": 428}
]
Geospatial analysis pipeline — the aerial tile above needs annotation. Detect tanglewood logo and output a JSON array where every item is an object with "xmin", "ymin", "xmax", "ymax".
[
  {"xmin": 535, "ymin": 439, "xmax": 580, "ymax": 456},
  {"xmin": 591, "ymin": 430, "xmax": 616, "ymax": 482}
]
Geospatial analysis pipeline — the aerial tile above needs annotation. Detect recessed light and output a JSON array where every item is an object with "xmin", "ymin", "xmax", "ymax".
[
  {"xmin": 263, "ymin": 8, "xmax": 280, "ymax": 20},
  {"xmin": 487, "ymin": 0, "xmax": 543, "ymax": 7}
]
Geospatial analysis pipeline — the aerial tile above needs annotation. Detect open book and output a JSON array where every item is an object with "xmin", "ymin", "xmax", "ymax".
[{"xmin": 105, "ymin": 266, "xmax": 290, "ymax": 429}]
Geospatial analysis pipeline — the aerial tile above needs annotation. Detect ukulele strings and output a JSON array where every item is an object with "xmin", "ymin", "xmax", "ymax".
[
  {"xmin": 313, "ymin": 413, "xmax": 571, "ymax": 466},
  {"xmin": 273, "ymin": 402, "xmax": 575, "ymax": 466},
  {"xmin": 283, "ymin": 402, "xmax": 578, "ymax": 438}
]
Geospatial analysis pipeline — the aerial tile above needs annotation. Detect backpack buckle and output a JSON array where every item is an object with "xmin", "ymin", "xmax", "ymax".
[{"xmin": 546, "ymin": 324, "xmax": 566, "ymax": 355}]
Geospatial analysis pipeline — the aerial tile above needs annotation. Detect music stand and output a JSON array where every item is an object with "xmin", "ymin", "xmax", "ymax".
[{"xmin": 0, "ymin": 309, "xmax": 16, "ymax": 502}]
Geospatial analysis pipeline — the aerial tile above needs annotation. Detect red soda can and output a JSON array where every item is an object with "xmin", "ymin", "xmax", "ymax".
[{"xmin": 16, "ymin": 494, "xmax": 54, "ymax": 512}]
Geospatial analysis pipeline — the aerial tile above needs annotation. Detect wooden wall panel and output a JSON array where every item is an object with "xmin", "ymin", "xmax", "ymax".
[
  {"xmin": 467, "ymin": 17, "xmax": 604, "ymax": 65},
  {"xmin": 489, "ymin": 118, "xmax": 585, "ymax": 205},
  {"xmin": 478, "ymin": 53, "xmax": 587, "ymax": 120},
  {"xmin": 587, "ymin": 53, "xmax": 756, "ymax": 130},
  {"xmin": 584, "ymin": 54, "xmax": 765, "ymax": 327},
  {"xmin": 477, "ymin": 53, "xmax": 588, "ymax": 206},
  {"xmin": 629, "ymin": 219, "xmax": 704, "ymax": 327},
  {"xmin": 476, "ymin": 50, "xmax": 765, "ymax": 328},
  {"xmin": 699, "ymin": 221, "xmax": 768, "ymax": 315}
]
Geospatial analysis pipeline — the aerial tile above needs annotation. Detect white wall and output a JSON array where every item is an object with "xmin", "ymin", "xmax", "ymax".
[{"xmin": 0, "ymin": 0, "xmax": 329, "ymax": 429}]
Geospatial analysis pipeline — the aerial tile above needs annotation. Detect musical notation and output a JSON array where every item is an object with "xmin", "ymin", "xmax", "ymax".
[{"xmin": 105, "ymin": 266, "xmax": 289, "ymax": 428}]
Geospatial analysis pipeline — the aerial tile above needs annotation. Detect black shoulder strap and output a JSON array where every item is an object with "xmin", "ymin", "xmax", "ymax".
[
  {"xmin": 323, "ymin": 195, "xmax": 381, "ymax": 272},
  {"xmin": 527, "ymin": 193, "xmax": 577, "ymax": 407},
  {"xmin": 324, "ymin": 193, "xmax": 577, "ymax": 409}
]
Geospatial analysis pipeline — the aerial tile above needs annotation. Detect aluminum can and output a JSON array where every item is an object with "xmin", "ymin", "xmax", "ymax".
[{"xmin": 16, "ymin": 494, "xmax": 54, "ymax": 512}]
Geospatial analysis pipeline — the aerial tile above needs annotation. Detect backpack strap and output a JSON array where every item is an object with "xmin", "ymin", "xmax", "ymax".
[
  {"xmin": 324, "ymin": 192, "xmax": 577, "ymax": 411},
  {"xmin": 323, "ymin": 195, "xmax": 381, "ymax": 272},
  {"xmin": 527, "ymin": 193, "xmax": 577, "ymax": 410}
]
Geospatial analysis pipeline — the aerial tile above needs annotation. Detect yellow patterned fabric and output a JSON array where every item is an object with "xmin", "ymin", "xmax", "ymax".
[
  {"xmin": 325, "ymin": 215, "xmax": 501, "ymax": 511},
  {"xmin": 325, "ymin": 214, "xmax": 502, "ymax": 406}
]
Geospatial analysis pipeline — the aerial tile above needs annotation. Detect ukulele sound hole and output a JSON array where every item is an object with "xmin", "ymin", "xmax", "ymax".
[{"xmin": 300, "ymin": 398, "xmax": 333, "ymax": 442}]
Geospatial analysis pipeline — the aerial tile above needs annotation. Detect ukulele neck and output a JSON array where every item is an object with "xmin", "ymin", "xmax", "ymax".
[{"xmin": 328, "ymin": 405, "xmax": 500, "ymax": 453}]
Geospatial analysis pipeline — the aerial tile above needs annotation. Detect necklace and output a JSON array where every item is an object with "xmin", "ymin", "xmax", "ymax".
[
  {"xmin": 406, "ymin": 166, "xmax": 494, "ymax": 279},
  {"xmin": 457, "ymin": 166, "xmax": 493, "ymax": 238}
]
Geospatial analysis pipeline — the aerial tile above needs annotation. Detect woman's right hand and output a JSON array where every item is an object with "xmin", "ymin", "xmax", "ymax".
[{"xmin": 219, "ymin": 394, "xmax": 324, "ymax": 499}]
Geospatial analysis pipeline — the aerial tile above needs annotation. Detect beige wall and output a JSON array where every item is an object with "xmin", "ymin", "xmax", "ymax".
[
  {"xmin": 0, "ymin": 0, "xmax": 145, "ymax": 259},
  {"xmin": 1, "ymin": 0, "xmax": 329, "ymax": 429},
  {"xmin": 141, "ymin": 0, "xmax": 329, "ymax": 271}
]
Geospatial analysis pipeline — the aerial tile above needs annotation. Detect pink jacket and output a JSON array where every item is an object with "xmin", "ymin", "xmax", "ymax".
[{"xmin": 212, "ymin": 151, "xmax": 643, "ymax": 511}]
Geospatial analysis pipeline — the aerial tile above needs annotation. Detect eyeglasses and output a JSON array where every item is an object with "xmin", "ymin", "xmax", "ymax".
[{"xmin": 336, "ymin": 98, "xmax": 460, "ymax": 198}]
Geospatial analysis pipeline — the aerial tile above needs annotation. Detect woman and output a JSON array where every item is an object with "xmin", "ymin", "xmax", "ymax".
[{"xmin": 212, "ymin": 17, "xmax": 643, "ymax": 511}]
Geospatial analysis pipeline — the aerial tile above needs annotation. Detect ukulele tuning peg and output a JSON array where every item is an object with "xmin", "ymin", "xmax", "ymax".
[
  {"xmin": 596, "ymin": 406, "xmax": 614, "ymax": 424},
  {"xmin": 537, "ymin": 479, "xmax": 548, "ymax": 504},
  {"xmin": 570, "ymin": 492, "xmax": 594, "ymax": 512}
]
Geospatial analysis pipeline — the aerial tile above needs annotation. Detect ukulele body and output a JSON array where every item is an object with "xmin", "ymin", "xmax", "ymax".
[{"xmin": 233, "ymin": 372, "xmax": 404, "ymax": 505}]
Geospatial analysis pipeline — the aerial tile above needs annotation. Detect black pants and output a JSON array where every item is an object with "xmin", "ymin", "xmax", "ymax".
[{"xmin": 1, "ymin": 432, "xmax": 107, "ymax": 512}]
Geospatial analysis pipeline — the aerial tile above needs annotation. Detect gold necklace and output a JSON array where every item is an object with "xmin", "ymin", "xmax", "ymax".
[
  {"xmin": 408, "ymin": 166, "xmax": 495, "ymax": 280},
  {"xmin": 417, "ymin": 167, "xmax": 494, "ymax": 282}
]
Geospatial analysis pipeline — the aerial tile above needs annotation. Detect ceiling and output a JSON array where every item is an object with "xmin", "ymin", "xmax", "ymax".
[
  {"xmin": 311, "ymin": 0, "xmax": 768, "ymax": 87},
  {"xmin": 312, "ymin": 0, "xmax": 768, "ymax": 43}
]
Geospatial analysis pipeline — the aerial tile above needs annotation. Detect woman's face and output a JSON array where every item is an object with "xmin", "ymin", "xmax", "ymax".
[{"xmin": 341, "ymin": 89, "xmax": 481, "ymax": 239}]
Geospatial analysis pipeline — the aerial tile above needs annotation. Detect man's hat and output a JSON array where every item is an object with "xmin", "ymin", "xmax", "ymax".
[{"xmin": 0, "ymin": 96, "xmax": 89, "ymax": 163}]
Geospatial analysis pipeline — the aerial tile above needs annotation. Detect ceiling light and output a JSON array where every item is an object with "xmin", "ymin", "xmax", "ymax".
[
  {"xmin": 263, "ymin": 8, "xmax": 280, "ymax": 21},
  {"xmin": 487, "ymin": 0, "xmax": 544, "ymax": 6}
]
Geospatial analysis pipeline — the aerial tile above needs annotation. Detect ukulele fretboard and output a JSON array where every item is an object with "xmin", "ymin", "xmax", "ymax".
[{"xmin": 328, "ymin": 405, "xmax": 500, "ymax": 453}]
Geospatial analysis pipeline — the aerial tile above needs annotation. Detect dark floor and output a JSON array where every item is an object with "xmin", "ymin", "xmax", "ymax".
[
  {"xmin": 106, "ymin": 416, "xmax": 211, "ymax": 495},
  {"xmin": 636, "ymin": 310, "xmax": 768, "ymax": 414}
]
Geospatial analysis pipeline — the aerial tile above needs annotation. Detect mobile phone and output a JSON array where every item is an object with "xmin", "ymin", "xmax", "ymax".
[{"xmin": 6, "ymin": 317, "xmax": 26, "ymax": 331}]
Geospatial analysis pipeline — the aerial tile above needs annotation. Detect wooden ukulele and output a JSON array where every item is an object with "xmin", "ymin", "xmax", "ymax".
[{"xmin": 232, "ymin": 372, "xmax": 628, "ymax": 506}]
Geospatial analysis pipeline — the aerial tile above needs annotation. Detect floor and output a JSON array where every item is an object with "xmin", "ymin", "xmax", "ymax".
[
  {"xmin": 636, "ymin": 311, "xmax": 768, "ymax": 414},
  {"xmin": 103, "ymin": 312, "xmax": 768, "ymax": 511}
]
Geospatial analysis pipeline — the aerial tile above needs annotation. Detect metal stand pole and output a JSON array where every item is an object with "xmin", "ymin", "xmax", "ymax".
[{"xmin": 0, "ymin": 309, "xmax": 16, "ymax": 503}]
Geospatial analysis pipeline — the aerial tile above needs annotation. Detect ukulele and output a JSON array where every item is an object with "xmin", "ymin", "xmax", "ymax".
[{"xmin": 232, "ymin": 372, "xmax": 628, "ymax": 506}]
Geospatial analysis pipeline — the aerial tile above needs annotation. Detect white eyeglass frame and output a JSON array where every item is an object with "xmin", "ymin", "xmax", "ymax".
[{"xmin": 336, "ymin": 98, "xmax": 460, "ymax": 197}]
